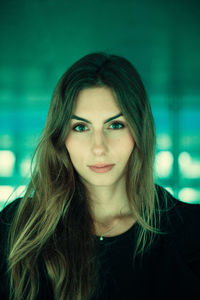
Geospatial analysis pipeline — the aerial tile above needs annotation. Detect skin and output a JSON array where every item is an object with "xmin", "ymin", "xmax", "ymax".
[{"xmin": 65, "ymin": 87, "xmax": 135, "ymax": 234}]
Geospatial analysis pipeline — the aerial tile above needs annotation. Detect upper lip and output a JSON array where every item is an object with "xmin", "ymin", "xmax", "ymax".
[{"xmin": 89, "ymin": 163, "xmax": 114, "ymax": 168}]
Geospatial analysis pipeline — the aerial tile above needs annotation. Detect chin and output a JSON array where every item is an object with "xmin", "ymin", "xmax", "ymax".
[
  {"xmin": 81, "ymin": 172, "xmax": 124, "ymax": 187},
  {"xmin": 77, "ymin": 172, "xmax": 109, "ymax": 183}
]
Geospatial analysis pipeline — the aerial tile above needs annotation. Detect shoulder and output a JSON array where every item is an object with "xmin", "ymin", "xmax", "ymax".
[
  {"xmin": 0, "ymin": 198, "xmax": 22, "ymax": 248},
  {"xmin": 0, "ymin": 198, "xmax": 22, "ymax": 277},
  {"xmin": 153, "ymin": 186, "xmax": 200, "ymax": 296},
  {"xmin": 0, "ymin": 198, "xmax": 22, "ymax": 226},
  {"xmin": 156, "ymin": 185, "xmax": 200, "ymax": 259},
  {"xmin": 156, "ymin": 185, "xmax": 200, "ymax": 229},
  {"xmin": 156, "ymin": 184, "xmax": 200, "ymax": 231}
]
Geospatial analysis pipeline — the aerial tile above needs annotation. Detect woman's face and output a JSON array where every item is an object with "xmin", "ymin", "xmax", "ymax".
[{"xmin": 65, "ymin": 87, "xmax": 135, "ymax": 187}]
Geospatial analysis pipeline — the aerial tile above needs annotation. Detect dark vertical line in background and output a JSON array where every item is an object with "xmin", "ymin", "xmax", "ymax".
[
  {"xmin": 169, "ymin": 28, "xmax": 181, "ymax": 199},
  {"xmin": 170, "ymin": 94, "xmax": 180, "ymax": 198},
  {"xmin": 13, "ymin": 76, "xmax": 22, "ymax": 181}
]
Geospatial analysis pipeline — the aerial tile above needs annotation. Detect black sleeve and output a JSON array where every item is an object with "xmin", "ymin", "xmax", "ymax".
[
  {"xmin": 0, "ymin": 199, "xmax": 21, "ymax": 299},
  {"xmin": 172, "ymin": 199, "xmax": 200, "ymax": 278},
  {"xmin": 157, "ymin": 192, "xmax": 200, "ymax": 299}
]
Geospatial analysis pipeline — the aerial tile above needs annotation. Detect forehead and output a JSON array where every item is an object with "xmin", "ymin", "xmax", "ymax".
[{"xmin": 73, "ymin": 87, "xmax": 120, "ymax": 113}]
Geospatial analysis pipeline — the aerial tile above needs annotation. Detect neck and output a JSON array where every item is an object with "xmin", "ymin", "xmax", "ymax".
[
  {"xmin": 80, "ymin": 174, "xmax": 134, "ymax": 225},
  {"xmin": 85, "ymin": 180, "xmax": 133, "ymax": 224}
]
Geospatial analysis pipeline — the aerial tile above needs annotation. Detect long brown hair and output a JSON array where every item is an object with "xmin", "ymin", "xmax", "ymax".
[{"xmin": 8, "ymin": 52, "xmax": 164, "ymax": 300}]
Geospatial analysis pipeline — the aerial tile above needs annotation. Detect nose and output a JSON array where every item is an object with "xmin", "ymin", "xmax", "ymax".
[{"xmin": 91, "ymin": 130, "xmax": 108, "ymax": 155}]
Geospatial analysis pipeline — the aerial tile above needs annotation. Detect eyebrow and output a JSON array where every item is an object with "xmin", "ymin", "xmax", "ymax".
[{"xmin": 71, "ymin": 112, "xmax": 123, "ymax": 124}]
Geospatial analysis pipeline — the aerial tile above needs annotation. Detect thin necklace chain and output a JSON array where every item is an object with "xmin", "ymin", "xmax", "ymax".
[{"xmin": 95, "ymin": 218, "xmax": 123, "ymax": 241}]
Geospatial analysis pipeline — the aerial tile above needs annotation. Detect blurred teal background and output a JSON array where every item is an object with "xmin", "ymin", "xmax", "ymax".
[{"xmin": 0, "ymin": 0, "xmax": 200, "ymax": 210}]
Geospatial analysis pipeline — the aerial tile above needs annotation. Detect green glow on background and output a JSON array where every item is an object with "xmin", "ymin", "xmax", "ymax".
[{"xmin": 0, "ymin": 0, "xmax": 200, "ymax": 208}]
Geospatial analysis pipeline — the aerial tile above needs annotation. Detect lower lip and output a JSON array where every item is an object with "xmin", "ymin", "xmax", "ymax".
[{"xmin": 89, "ymin": 165, "xmax": 114, "ymax": 173}]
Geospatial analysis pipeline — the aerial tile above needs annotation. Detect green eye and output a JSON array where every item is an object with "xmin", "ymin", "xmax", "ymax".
[
  {"xmin": 109, "ymin": 122, "xmax": 125, "ymax": 129},
  {"xmin": 72, "ymin": 123, "xmax": 87, "ymax": 132},
  {"xmin": 72, "ymin": 121, "xmax": 125, "ymax": 132}
]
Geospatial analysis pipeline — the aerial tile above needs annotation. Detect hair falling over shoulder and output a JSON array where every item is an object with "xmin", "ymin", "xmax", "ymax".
[{"xmin": 7, "ymin": 52, "xmax": 166, "ymax": 300}]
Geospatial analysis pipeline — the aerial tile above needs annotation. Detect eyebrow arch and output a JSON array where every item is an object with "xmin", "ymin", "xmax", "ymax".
[{"xmin": 71, "ymin": 112, "xmax": 123, "ymax": 124}]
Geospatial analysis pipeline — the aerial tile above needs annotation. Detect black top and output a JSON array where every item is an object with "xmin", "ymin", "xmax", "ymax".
[{"xmin": 0, "ymin": 187, "xmax": 200, "ymax": 300}]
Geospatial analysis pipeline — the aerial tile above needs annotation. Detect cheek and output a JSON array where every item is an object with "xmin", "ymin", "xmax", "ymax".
[
  {"xmin": 65, "ymin": 133, "xmax": 79, "ymax": 151},
  {"xmin": 114, "ymin": 136, "xmax": 135, "ymax": 164},
  {"xmin": 129, "ymin": 137, "xmax": 135, "ymax": 152},
  {"xmin": 120, "ymin": 137, "xmax": 135, "ymax": 169},
  {"xmin": 124, "ymin": 141, "xmax": 135, "ymax": 160},
  {"xmin": 65, "ymin": 136, "xmax": 86, "ymax": 167},
  {"xmin": 121, "ymin": 134, "xmax": 135, "ymax": 153},
  {"xmin": 65, "ymin": 137, "xmax": 77, "ymax": 160}
]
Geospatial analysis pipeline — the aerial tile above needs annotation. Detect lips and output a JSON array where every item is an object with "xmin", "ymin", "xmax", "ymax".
[
  {"xmin": 89, "ymin": 163, "xmax": 114, "ymax": 168},
  {"xmin": 88, "ymin": 164, "xmax": 115, "ymax": 173}
]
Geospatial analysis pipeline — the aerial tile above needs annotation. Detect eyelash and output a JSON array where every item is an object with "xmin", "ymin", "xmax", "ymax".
[{"xmin": 72, "ymin": 121, "xmax": 125, "ymax": 132}]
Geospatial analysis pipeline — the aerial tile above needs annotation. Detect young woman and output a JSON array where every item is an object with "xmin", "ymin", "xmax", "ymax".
[{"xmin": 0, "ymin": 52, "xmax": 200, "ymax": 300}]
